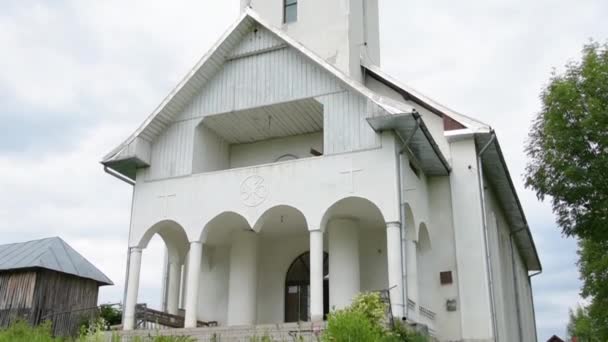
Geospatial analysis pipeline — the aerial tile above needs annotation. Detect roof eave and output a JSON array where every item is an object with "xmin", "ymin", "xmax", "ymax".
[
  {"xmin": 476, "ymin": 132, "xmax": 542, "ymax": 272},
  {"xmin": 362, "ymin": 63, "xmax": 491, "ymax": 132}
]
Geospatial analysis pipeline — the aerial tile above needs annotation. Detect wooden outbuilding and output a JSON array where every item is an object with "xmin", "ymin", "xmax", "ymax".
[{"xmin": 0, "ymin": 237, "xmax": 113, "ymax": 336}]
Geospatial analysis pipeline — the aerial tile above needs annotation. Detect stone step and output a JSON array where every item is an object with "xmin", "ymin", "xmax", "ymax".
[{"xmin": 110, "ymin": 322, "xmax": 325, "ymax": 342}]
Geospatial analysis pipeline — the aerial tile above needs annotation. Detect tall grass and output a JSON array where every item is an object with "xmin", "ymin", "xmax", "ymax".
[{"xmin": 0, "ymin": 319, "xmax": 195, "ymax": 342}]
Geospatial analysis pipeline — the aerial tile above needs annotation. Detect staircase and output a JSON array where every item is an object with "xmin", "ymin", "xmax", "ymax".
[
  {"xmin": 135, "ymin": 304, "xmax": 217, "ymax": 329},
  {"xmin": 113, "ymin": 322, "xmax": 325, "ymax": 342}
]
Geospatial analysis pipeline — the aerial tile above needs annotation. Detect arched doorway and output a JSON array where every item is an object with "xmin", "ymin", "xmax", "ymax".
[{"xmin": 284, "ymin": 252, "xmax": 329, "ymax": 322}]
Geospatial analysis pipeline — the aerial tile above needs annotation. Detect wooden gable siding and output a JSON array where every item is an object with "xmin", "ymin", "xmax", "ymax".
[
  {"xmin": 318, "ymin": 92, "xmax": 382, "ymax": 154},
  {"xmin": 146, "ymin": 26, "xmax": 386, "ymax": 181},
  {"xmin": 228, "ymin": 25, "xmax": 285, "ymax": 58}
]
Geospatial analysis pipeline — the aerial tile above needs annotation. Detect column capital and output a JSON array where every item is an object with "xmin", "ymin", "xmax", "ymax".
[
  {"xmin": 130, "ymin": 247, "xmax": 143, "ymax": 254},
  {"xmin": 386, "ymin": 221, "xmax": 401, "ymax": 227},
  {"xmin": 189, "ymin": 241, "xmax": 202, "ymax": 246},
  {"xmin": 309, "ymin": 227, "xmax": 323, "ymax": 233}
]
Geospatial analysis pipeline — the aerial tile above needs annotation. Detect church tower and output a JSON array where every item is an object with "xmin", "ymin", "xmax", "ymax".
[{"xmin": 240, "ymin": 0, "xmax": 380, "ymax": 81}]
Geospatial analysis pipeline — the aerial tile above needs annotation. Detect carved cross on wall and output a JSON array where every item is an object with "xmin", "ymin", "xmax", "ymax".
[
  {"xmin": 340, "ymin": 159, "xmax": 363, "ymax": 194},
  {"xmin": 158, "ymin": 193, "xmax": 176, "ymax": 218}
]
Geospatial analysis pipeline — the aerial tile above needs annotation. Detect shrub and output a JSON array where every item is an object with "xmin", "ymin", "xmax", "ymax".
[
  {"xmin": 323, "ymin": 309, "xmax": 384, "ymax": 342},
  {"xmin": 322, "ymin": 292, "xmax": 428, "ymax": 342},
  {"xmin": 385, "ymin": 322, "xmax": 428, "ymax": 342},
  {"xmin": 99, "ymin": 305, "xmax": 122, "ymax": 326},
  {"xmin": 349, "ymin": 292, "xmax": 387, "ymax": 329}
]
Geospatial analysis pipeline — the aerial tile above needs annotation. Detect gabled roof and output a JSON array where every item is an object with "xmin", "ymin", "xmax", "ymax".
[
  {"xmin": 102, "ymin": 8, "xmax": 416, "ymax": 171},
  {"xmin": 0, "ymin": 237, "xmax": 113, "ymax": 285},
  {"xmin": 363, "ymin": 63, "xmax": 491, "ymax": 132}
]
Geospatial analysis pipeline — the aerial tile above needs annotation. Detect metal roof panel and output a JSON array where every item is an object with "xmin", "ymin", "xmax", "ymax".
[{"xmin": 0, "ymin": 237, "xmax": 113, "ymax": 285}]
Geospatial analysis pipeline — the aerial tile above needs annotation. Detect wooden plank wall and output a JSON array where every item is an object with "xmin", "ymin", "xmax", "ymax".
[
  {"xmin": 0, "ymin": 269, "xmax": 101, "ymax": 336},
  {"xmin": 32, "ymin": 269, "xmax": 99, "ymax": 336},
  {"xmin": 0, "ymin": 270, "xmax": 37, "ymax": 327}
]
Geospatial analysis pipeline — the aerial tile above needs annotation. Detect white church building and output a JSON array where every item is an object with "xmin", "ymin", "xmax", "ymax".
[{"xmin": 103, "ymin": 1, "xmax": 541, "ymax": 341}]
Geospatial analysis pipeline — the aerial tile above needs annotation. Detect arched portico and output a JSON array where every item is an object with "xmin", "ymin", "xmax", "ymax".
[
  {"xmin": 198, "ymin": 211, "xmax": 254, "ymax": 327},
  {"xmin": 124, "ymin": 220, "xmax": 190, "ymax": 330},
  {"xmin": 320, "ymin": 197, "xmax": 395, "ymax": 314},
  {"xmin": 253, "ymin": 205, "xmax": 324, "ymax": 324}
]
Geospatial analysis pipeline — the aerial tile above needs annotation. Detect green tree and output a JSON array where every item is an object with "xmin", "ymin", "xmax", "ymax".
[
  {"xmin": 577, "ymin": 239, "xmax": 608, "ymax": 339},
  {"xmin": 567, "ymin": 305, "xmax": 593, "ymax": 341},
  {"xmin": 525, "ymin": 41, "xmax": 608, "ymax": 241},
  {"xmin": 526, "ymin": 41, "xmax": 608, "ymax": 341}
]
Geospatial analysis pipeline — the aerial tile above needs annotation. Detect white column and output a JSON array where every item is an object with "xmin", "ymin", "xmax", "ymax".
[
  {"xmin": 166, "ymin": 261, "xmax": 181, "ymax": 315},
  {"xmin": 184, "ymin": 242, "xmax": 202, "ymax": 328},
  {"xmin": 309, "ymin": 229, "xmax": 324, "ymax": 322},
  {"xmin": 227, "ymin": 230, "xmax": 258, "ymax": 326},
  {"xmin": 386, "ymin": 222, "xmax": 404, "ymax": 318},
  {"xmin": 328, "ymin": 219, "xmax": 360, "ymax": 310},
  {"xmin": 406, "ymin": 238, "xmax": 419, "ymax": 320},
  {"xmin": 123, "ymin": 247, "xmax": 142, "ymax": 331}
]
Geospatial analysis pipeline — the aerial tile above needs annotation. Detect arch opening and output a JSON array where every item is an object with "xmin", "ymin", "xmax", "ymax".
[
  {"xmin": 321, "ymin": 197, "xmax": 389, "ymax": 305},
  {"xmin": 417, "ymin": 223, "xmax": 435, "ymax": 314},
  {"xmin": 136, "ymin": 220, "xmax": 190, "ymax": 314},
  {"xmin": 320, "ymin": 196, "xmax": 386, "ymax": 231},
  {"xmin": 403, "ymin": 203, "xmax": 417, "ymax": 241},
  {"xmin": 284, "ymin": 251, "xmax": 329, "ymax": 322}
]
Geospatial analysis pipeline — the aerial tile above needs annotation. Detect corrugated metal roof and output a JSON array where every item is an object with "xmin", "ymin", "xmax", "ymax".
[{"xmin": 0, "ymin": 237, "xmax": 113, "ymax": 285}]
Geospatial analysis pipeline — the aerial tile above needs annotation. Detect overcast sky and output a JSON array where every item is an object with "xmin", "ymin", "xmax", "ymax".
[{"xmin": 1, "ymin": 1, "xmax": 606, "ymax": 340}]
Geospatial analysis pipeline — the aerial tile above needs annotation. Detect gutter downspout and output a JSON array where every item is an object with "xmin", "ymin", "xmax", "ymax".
[
  {"xmin": 121, "ymin": 186, "xmax": 136, "ymax": 326},
  {"xmin": 105, "ymin": 164, "xmax": 136, "ymax": 325},
  {"xmin": 477, "ymin": 132, "xmax": 499, "ymax": 341},
  {"xmin": 394, "ymin": 115, "xmax": 422, "ymax": 320}
]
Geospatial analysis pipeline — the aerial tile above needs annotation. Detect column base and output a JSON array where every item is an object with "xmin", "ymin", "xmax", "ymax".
[{"xmin": 310, "ymin": 314, "xmax": 324, "ymax": 323}]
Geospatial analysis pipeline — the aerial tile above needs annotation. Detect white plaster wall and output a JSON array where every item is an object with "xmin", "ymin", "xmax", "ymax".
[
  {"xmin": 130, "ymin": 133, "xmax": 400, "ymax": 247},
  {"xmin": 328, "ymin": 219, "xmax": 360, "ymax": 310},
  {"xmin": 485, "ymin": 187, "xmax": 518, "ymax": 342},
  {"xmin": 514, "ymin": 250, "xmax": 536, "ymax": 341},
  {"xmin": 230, "ymin": 132, "xmax": 323, "ymax": 168},
  {"xmin": 243, "ymin": 0, "xmax": 380, "ymax": 80},
  {"xmin": 485, "ymin": 179, "xmax": 538, "ymax": 341},
  {"xmin": 401, "ymin": 153, "xmax": 430, "ymax": 233},
  {"xmin": 358, "ymin": 228, "xmax": 388, "ymax": 292},
  {"xmin": 426, "ymin": 176, "xmax": 462, "ymax": 341},
  {"xmin": 197, "ymin": 246, "xmax": 230, "ymax": 325},
  {"xmin": 448, "ymin": 138, "xmax": 494, "ymax": 341}
]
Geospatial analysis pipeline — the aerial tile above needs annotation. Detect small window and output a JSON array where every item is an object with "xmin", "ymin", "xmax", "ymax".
[{"xmin": 284, "ymin": 0, "xmax": 297, "ymax": 23}]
